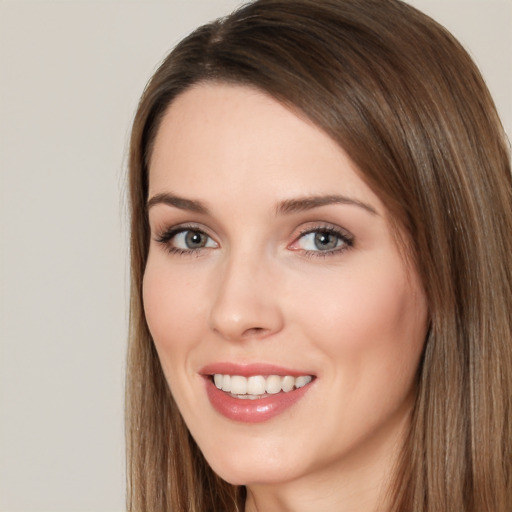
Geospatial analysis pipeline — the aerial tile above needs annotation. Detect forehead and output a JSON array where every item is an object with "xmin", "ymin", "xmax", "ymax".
[{"xmin": 149, "ymin": 83, "xmax": 382, "ymax": 210}]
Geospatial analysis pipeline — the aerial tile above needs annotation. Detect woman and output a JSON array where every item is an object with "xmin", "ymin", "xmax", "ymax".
[{"xmin": 126, "ymin": 0, "xmax": 512, "ymax": 510}]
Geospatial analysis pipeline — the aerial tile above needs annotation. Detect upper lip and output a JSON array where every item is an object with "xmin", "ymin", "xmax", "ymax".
[{"xmin": 199, "ymin": 362, "xmax": 315, "ymax": 377}]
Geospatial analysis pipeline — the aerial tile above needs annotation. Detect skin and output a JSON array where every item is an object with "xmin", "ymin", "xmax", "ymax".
[{"xmin": 143, "ymin": 83, "xmax": 429, "ymax": 512}]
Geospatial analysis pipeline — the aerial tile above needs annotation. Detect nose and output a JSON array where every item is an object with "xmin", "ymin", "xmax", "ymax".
[{"xmin": 208, "ymin": 251, "xmax": 285, "ymax": 342}]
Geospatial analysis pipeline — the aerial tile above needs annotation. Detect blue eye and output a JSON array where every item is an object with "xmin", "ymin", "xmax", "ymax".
[
  {"xmin": 155, "ymin": 227, "xmax": 217, "ymax": 254},
  {"xmin": 173, "ymin": 230, "xmax": 216, "ymax": 250},
  {"xmin": 299, "ymin": 231, "xmax": 342, "ymax": 251},
  {"xmin": 292, "ymin": 227, "xmax": 353, "ymax": 255}
]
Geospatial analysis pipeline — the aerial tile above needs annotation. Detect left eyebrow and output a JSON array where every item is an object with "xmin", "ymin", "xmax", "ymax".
[
  {"xmin": 275, "ymin": 195, "xmax": 379, "ymax": 216},
  {"xmin": 146, "ymin": 192, "xmax": 209, "ymax": 214}
]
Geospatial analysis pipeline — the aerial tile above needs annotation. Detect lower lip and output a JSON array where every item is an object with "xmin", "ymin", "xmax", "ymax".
[{"xmin": 204, "ymin": 377, "xmax": 313, "ymax": 423}]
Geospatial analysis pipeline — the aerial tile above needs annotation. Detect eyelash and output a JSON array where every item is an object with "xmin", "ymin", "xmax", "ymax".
[
  {"xmin": 154, "ymin": 224, "xmax": 215, "ymax": 256},
  {"xmin": 153, "ymin": 224, "xmax": 354, "ymax": 258},
  {"xmin": 292, "ymin": 225, "xmax": 354, "ymax": 258}
]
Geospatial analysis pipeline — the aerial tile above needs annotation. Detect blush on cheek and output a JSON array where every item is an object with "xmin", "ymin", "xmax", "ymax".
[
  {"xmin": 301, "ymin": 261, "xmax": 426, "ymax": 367},
  {"xmin": 143, "ymin": 266, "xmax": 179, "ymax": 348},
  {"xmin": 143, "ymin": 262, "xmax": 209, "ymax": 358}
]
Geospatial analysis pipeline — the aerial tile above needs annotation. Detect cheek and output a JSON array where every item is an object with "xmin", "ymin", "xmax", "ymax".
[
  {"xmin": 290, "ymin": 255, "xmax": 428, "ymax": 373},
  {"xmin": 142, "ymin": 256, "xmax": 207, "ymax": 360},
  {"xmin": 290, "ymin": 257, "xmax": 427, "ymax": 445}
]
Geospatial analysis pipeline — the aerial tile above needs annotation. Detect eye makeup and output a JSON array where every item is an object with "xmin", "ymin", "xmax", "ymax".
[
  {"xmin": 152, "ymin": 220, "xmax": 355, "ymax": 260},
  {"xmin": 289, "ymin": 223, "xmax": 354, "ymax": 258}
]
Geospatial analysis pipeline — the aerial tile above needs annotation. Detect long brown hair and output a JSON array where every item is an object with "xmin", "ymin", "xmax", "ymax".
[{"xmin": 126, "ymin": 1, "xmax": 512, "ymax": 510}]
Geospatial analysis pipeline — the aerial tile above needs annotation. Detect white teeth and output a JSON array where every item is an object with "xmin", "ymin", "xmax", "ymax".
[
  {"xmin": 230, "ymin": 375, "xmax": 247, "ymax": 395},
  {"xmin": 295, "ymin": 375, "xmax": 312, "ymax": 388},
  {"xmin": 221, "ymin": 374, "xmax": 231, "ymax": 392},
  {"xmin": 265, "ymin": 375, "xmax": 282, "ymax": 394},
  {"xmin": 247, "ymin": 375, "xmax": 266, "ymax": 395},
  {"xmin": 281, "ymin": 375, "xmax": 295, "ymax": 392},
  {"xmin": 213, "ymin": 374, "xmax": 223, "ymax": 389},
  {"xmin": 212, "ymin": 373, "xmax": 313, "ymax": 396}
]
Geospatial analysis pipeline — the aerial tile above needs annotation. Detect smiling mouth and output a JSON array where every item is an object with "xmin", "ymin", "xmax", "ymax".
[{"xmin": 212, "ymin": 374, "xmax": 313, "ymax": 399}]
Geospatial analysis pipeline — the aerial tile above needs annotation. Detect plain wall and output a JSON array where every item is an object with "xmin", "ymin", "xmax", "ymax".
[{"xmin": 0, "ymin": 1, "xmax": 510, "ymax": 511}]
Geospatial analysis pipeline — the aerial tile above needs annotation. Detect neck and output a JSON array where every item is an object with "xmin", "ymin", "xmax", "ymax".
[
  {"xmin": 243, "ymin": 411, "xmax": 410, "ymax": 512},
  {"xmin": 245, "ymin": 464, "xmax": 391, "ymax": 512}
]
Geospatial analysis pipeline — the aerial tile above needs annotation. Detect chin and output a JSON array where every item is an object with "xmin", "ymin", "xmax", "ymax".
[
  {"xmin": 198, "ymin": 438, "xmax": 306, "ymax": 487},
  {"xmin": 212, "ymin": 461, "xmax": 301, "ymax": 487}
]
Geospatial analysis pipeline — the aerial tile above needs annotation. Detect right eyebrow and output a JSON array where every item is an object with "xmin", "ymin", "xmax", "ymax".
[
  {"xmin": 276, "ymin": 194, "xmax": 379, "ymax": 216},
  {"xmin": 146, "ymin": 192, "xmax": 209, "ymax": 215}
]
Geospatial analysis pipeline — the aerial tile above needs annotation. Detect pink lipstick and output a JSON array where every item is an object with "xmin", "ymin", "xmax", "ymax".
[{"xmin": 200, "ymin": 363, "xmax": 315, "ymax": 423}]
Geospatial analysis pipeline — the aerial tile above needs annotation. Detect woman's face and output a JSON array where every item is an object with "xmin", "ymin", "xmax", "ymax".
[{"xmin": 143, "ymin": 83, "xmax": 428, "ymax": 489}]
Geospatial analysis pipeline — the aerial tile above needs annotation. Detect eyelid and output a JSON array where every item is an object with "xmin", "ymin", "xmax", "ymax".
[
  {"xmin": 288, "ymin": 223, "xmax": 354, "ymax": 256},
  {"xmin": 153, "ymin": 223, "xmax": 219, "ymax": 254},
  {"xmin": 152, "ymin": 221, "xmax": 354, "ymax": 258}
]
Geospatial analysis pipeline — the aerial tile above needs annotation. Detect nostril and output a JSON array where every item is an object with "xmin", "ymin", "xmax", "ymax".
[{"xmin": 242, "ymin": 327, "xmax": 267, "ymax": 337}]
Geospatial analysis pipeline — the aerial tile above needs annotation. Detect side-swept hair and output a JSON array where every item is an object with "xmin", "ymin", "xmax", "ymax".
[{"xmin": 127, "ymin": 1, "xmax": 512, "ymax": 510}]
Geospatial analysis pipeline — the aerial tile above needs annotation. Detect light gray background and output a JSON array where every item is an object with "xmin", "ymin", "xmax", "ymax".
[{"xmin": 1, "ymin": 1, "xmax": 510, "ymax": 511}]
